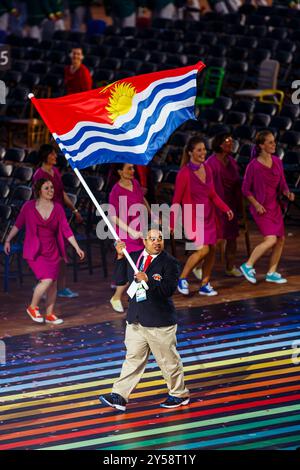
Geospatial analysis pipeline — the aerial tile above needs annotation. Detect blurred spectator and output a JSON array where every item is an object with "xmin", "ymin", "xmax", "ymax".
[
  {"xmin": 208, "ymin": 0, "xmax": 242, "ymax": 14},
  {"xmin": 0, "ymin": 0, "xmax": 19, "ymax": 33},
  {"xmin": 148, "ymin": 0, "xmax": 177, "ymax": 19},
  {"xmin": 42, "ymin": 1, "xmax": 66, "ymax": 38},
  {"xmin": 185, "ymin": 0, "xmax": 201, "ymax": 20},
  {"xmin": 26, "ymin": 0, "xmax": 57, "ymax": 41},
  {"xmin": 9, "ymin": 1, "xmax": 28, "ymax": 37},
  {"xmin": 51, "ymin": 0, "xmax": 65, "ymax": 31},
  {"xmin": 273, "ymin": 0, "xmax": 300, "ymax": 7},
  {"xmin": 68, "ymin": 0, "xmax": 91, "ymax": 32},
  {"xmin": 64, "ymin": 47, "xmax": 92, "ymax": 95},
  {"xmin": 246, "ymin": 1, "xmax": 268, "ymax": 5},
  {"xmin": 104, "ymin": 1, "xmax": 146, "ymax": 28}
]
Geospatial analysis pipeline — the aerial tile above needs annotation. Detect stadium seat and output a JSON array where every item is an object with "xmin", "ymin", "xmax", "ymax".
[
  {"xmin": 0, "ymin": 204, "xmax": 23, "ymax": 293},
  {"xmin": 269, "ymin": 116, "xmax": 293, "ymax": 134},
  {"xmin": 212, "ymin": 96, "xmax": 233, "ymax": 112},
  {"xmin": 251, "ymin": 113, "xmax": 271, "ymax": 128},
  {"xmin": 233, "ymin": 125, "xmax": 256, "ymax": 142},
  {"xmin": 235, "ymin": 59, "xmax": 280, "ymax": 98},
  {"xmin": 4, "ymin": 148, "xmax": 26, "ymax": 164},
  {"xmin": 232, "ymin": 99, "xmax": 255, "ymax": 114},
  {"xmin": 224, "ymin": 111, "xmax": 247, "ymax": 127}
]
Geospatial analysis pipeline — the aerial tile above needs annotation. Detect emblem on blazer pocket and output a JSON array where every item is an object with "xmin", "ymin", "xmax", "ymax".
[{"xmin": 152, "ymin": 273, "xmax": 162, "ymax": 281}]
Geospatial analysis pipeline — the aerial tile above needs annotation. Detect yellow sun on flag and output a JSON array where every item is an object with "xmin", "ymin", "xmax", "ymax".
[{"xmin": 105, "ymin": 82, "xmax": 136, "ymax": 122}]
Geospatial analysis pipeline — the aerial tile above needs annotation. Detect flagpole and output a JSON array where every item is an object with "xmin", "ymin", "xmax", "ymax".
[
  {"xmin": 28, "ymin": 93, "xmax": 148, "ymax": 289},
  {"xmin": 73, "ymin": 168, "xmax": 148, "ymax": 290}
]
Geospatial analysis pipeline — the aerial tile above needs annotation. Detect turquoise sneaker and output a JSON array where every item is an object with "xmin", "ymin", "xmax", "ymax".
[
  {"xmin": 240, "ymin": 263, "xmax": 257, "ymax": 284},
  {"xmin": 57, "ymin": 288, "xmax": 79, "ymax": 298},
  {"xmin": 265, "ymin": 272, "xmax": 287, "ymax": 284}
]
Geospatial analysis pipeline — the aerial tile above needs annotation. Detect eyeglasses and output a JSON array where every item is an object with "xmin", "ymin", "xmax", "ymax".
[{"xmin": 147, "ymin": 237, "xmax": 163, "ymax": 242}]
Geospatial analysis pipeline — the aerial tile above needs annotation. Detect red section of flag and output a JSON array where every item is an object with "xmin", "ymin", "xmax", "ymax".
[{"xmin": 31, "ymin": 62, "xmax": 205, "ymax": 136}]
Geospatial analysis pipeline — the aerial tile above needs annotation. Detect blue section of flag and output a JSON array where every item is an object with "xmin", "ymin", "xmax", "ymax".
[
  {"xmin": 60, "ymin": 90, "xmax": 195, "ymax": 157},
  {"xmin": 56, "ymin": 74, "xmax": 195, "ymax": 147}
]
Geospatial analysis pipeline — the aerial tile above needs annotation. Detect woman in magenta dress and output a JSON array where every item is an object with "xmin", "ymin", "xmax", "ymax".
[
  {"xmin": 109, "ymin": 163, "xmax": 150, "ymax": 312},
  {"xmin": 206, "ymin": 132, "xmax": 243, "ymax": 277},
  {"xmin": 4, "ymin": 179, "xmax": 85, "ymax": 325},
  {"xmin": 172, "ymin": 135, "xmax": 233, "ymax": 297},
  {"xmin": 240, "ymin": 130, "xmax": 295, "ymax": 285},
  {"xmin": 33, "ymin": 144, "xmax": 83, "ymax": 298}
]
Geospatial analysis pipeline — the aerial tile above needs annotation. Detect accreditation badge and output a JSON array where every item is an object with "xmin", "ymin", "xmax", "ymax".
[{"xmin": 136, "ymin": 283, "xmax": 147, "ymax": 302}]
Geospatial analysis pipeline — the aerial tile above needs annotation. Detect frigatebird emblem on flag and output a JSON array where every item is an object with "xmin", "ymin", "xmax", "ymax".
[{"xmin": 30, "ymin": 62, "xmax": 205, "ymax": 169}]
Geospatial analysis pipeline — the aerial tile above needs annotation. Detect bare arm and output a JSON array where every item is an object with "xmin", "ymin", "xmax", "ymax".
[
  {"xmin": 246, "ymin": 195, "xmax": 266, "ymax": 214},
  {"xmin": 283, "ymin": 190, "xmax": 295, "ymax": 201},
  {"xmin": 111, "ymin": 215, "xmax": 142, "ymax": 239},
  {"xmin": 143, "ymin": 197, "xmax": 151, "ymax": 214},
  {"xmin": 4, "ymin": 226, "xmax": 19, "ymax": 255},
  {"xmin": 63, "ymin": 191, "xmax": 83, "ymax": 223},
  {"xmin": 67, "ymin": 235, "xmax": 85, "ymax": 260}
]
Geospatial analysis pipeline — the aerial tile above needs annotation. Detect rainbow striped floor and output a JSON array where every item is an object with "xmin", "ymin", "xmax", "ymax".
[{"xmin": 1, "ymin": 292, "xmax": 300, "ymax": 450}]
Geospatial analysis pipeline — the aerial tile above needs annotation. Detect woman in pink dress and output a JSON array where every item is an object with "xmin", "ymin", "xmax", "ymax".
[
  {"xmin": 206, "ymin": 132, "xmax": 243, "ymax": 277},
  {"xmin": 33, "ymin": 144, "xmax": 83, "ymax": 298},
  {"xmin": 241, "ymin": 130, "xmax": 295, "ymax": 284},
  {"xmin": 172, "ymin": 135, "xmax": 233, "ymax": 296},
  {"xmin": 109, "ymin": 163, "xmax": 150, "ymax": 312},
  {"xmin": 4, "ymin": 178, "xmax": 85, "ymax": 325}
]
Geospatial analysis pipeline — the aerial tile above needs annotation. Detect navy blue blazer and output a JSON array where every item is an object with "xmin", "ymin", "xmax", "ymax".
[{"xmin": 114, "ymin": 250, "xmax": 180, "ymax": 327}]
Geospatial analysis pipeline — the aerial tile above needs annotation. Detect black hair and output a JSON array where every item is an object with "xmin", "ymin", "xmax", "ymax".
[
  {"xmin": 38, "ymin": 144, "xmax": 55, "ymax": 164},
  {"xmin": 211, "ymin": 132, "xmax": 232, "ymax": 153}
]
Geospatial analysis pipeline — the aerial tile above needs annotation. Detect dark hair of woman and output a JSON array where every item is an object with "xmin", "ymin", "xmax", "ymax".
[
  {"xmin": 251, "ymin": 130, "xmax": 274, "ymax": 159},
  {"xmin": 211, "ymin": 132, "xmax": 232, "ymax": 153},
  {"xmin": 38, "ymin": 144, "xmax": 55, "ymax": 164},
  {"xmin": 106, "ymin": 163, "xmax": 131, "ymax": 192},
  {"xmin": 34, "ymin": 178, "xmax": 52, "ymax": 199},
  {"xmin": 111, "ymin": 162, "xmax": 131, "ymax": 179}
]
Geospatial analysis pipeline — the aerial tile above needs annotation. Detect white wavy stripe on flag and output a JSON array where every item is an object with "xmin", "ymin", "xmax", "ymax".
[
  {"xmin": 53, "ymin": 69, "xmax": 197, "ymax": 141},
  {"xmin": 65, "ymin": 95, "xmax": 195, "ymax": 162},
  {"xmin": 56, "ymin": 79, "xmax": 196, "ymax": 153}
]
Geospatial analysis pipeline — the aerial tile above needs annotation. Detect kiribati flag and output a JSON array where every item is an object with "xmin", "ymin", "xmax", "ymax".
[{"xmin": 31, "ymin": 61, "xmax": 205, "ymax": 170}]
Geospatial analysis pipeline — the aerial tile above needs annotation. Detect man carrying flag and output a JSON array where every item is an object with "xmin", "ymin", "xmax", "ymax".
[
  {"xmin": 99, "ymin": 230, "xmax": 190, "ymax": 411},
  {"xmin": 30, "ymin": 62, "xmax": 205, "ymax": 292}
]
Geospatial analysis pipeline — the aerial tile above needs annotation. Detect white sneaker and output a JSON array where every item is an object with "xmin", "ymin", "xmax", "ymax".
[
  {"xmin": 192, "ymin": 267, "xmax": 202, "ymax": 280},
  {"xmin": 45, "ymin": 313, "xmax": 64, "ymax": 325},
  {"xmin": 199, "ymin": 283, "xmax": 218, "ymax": 296},
  {"xmin": 177, "ymin": 278, "xmax": 189, "ymax": 295},
  {"xmin": 110, "ymin": 297, "xmax": 124, "ymax": 313}
]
